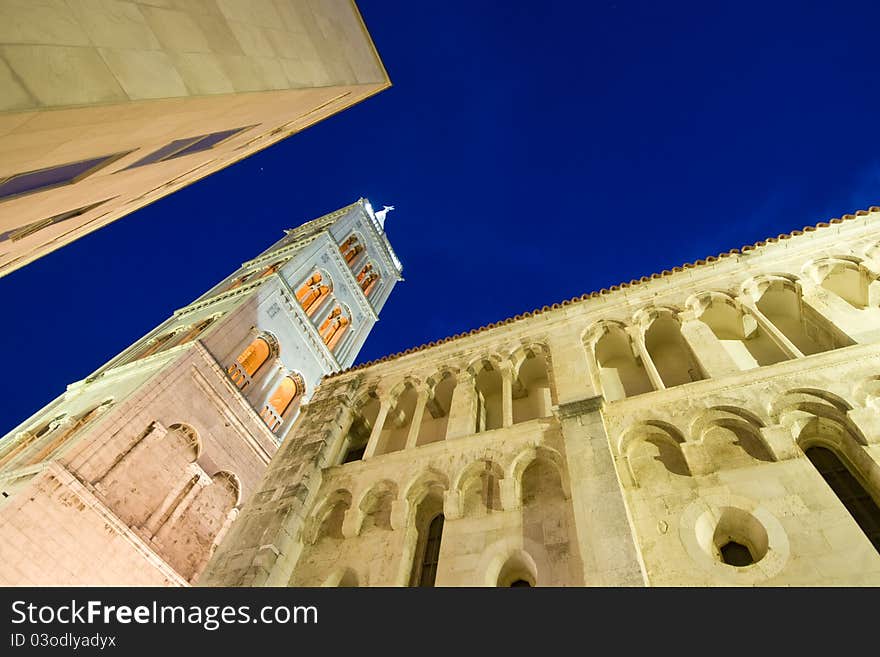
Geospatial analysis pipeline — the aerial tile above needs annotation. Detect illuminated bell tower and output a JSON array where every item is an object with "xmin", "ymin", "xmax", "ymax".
[{"xmin": 0, "ymin": 198, "xmax": 403, "ymax": 586}]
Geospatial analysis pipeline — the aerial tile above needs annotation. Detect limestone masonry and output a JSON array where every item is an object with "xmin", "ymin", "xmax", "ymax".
[
  {"xmin": 3, "ymin": 200, "xmax": 880, "ymax": 586},
  {"xmin": 0, "ymin": 199, "xmax": 402, "ymax": 585},
  {"xmin": 202, "ymin": 204, "xmax": 880, "ymax": 586}
]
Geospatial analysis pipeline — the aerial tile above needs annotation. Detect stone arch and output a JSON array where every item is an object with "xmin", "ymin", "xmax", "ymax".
[
  {"xmin": 339, "ymin": 389, "xmax": 380, "ymax": 464},
  {"xmin": 618, "ymin": 421, "xmax": 691, "ymax": 486},
  {"xmin": 584, "ymin": 319, "xmax": 653, "ymax": 400},
  {"xmin": 157, "ymin": 469, "xmax": 240, "ymax": 582},
  {"xmin": 295, "ymin": 269, "xmax": 333, "ymax": 317},
  {"xmin": 687, "ymin": 290, "xmax": 789, "ymax": 369},
  {"xmin": 771, "ymin": 388, "xmax": 864, "ymax": 445},
  {"xmin": 260, "ymin": 371, "xmax": 306, "ymax": 432},
  {"xmin": 801, "ymin": 444, "xmax": 880, "ymax": 552},
  {"xmin": 508, "ymin": 445, "xmax": 570, "ymax": 501},
  {"xmin": 211, "ymin": 470, "xmax": 242, "ymax": 507},
  {"xmin": 227, "ymin": 332, "xmax": 278, "ymax": 389},
  {"xmin": 455, "ymin": 458, "xmax": 504, "ymax": 515},
  {"xmin": 792, "ymin": 412, "xmax": 880, "ymax": 548},
  {"xmin": 509, "ymin": 343, "xmax": 555, "ymax": 422},
  {"xmin": 23, "ymin": 399, "xmax": 115, "ymax": 466},
  {"xmin": 691, "ymin": 407, "xmax": 775, "ymax": 466},
  {"xmin": 802, "ymin": 256, "xmax": 878, "ymax": 309},
  {"xmin": 98, "ymin": 422, "xmax": 202, "ymax": 528},
  {"xmin": 486, "ymin": 547, "xmax": 539, "ymax": 587},
  {"xmin": 356, "ymin": 479, "xmax": 398, "ymax": 534},
  {"xmin": 304, "ymin": 488, "xmax": 352, "ymax": 544},
  {"xmin": 403, "ymin": 467, "xmax": 450, "ymax": 509},
  {"xmin": 741, "ymin": 274, "xmax": 853, "ymax": 355},
  {"xmin": 468, "ymin": 355, "xmax": 505, "ymax": 432},
  {"xmin": 168, "ymin": 422, "xmax": 202, "ymax": 460},
  {"xmin": 415, "ymin": 369, "xmax": 457, "ymax": 446},
  {"xmin": 317, "ymin": 303, "xmax": 352, "ymax": 353},
  {"xmin": 636, "ymin": 306, "xmax": 706, "ymax": 387},
  {"xmin": 400, "ymin": 468, "xmax": 449, "ymax": 587},
  {"xmin": 518, "ymin": 449, "xmax": 583, "ymax": 585},
  {"xmin": 375, "ymin": 378, "xmax": 424, "ymax": 456},
  {"xmin": 339, "ymin": 231, "xmax": 367, "ymax": 268}
]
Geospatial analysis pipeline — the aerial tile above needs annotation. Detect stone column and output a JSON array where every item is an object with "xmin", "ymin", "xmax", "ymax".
[
  {"xmin": 404, "ymin": 390, "xmax": 429, "ymax": 450},
  {"xmin": 737, "ymin": 296, "xmax": 804, "ymax": 358},
  {"xmin": 679, "ymin": 315, "xmax": 741, "ymax": 378},
  {"xmin": 446, "ymin": 373, "xmax": 477, "ymax": 440},
  {"xmin": 94, "ymin": 422, "xmax": 168, "ymax": 486},
  {"xmin": 363, "ymin": 400, "xmax": 391, "ymax": 459},
  {"xmin": 629, "ymin": 328, "xmax": 665, "ymax": 391},
  {"xmin": 140, "ymin": 466, "xmax": 200, "ymax": 537},
  {"xmin": 501, "ymin": 365, "xmax": 514, "ymax": 428},
  {"xmin": 250, "ymin": 359, "xmax": 287, "ymax": 408},
  {"xmin": 800, "ymin": 283, "xmax": 862, "ymax": 343},
  {"xmin": 153, "ymin": 471, "xmax": 212, "ymax": 544}
]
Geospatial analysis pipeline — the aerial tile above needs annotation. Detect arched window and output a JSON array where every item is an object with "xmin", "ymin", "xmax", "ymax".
[
  {"xmin": 295, "ymin": 272, "xmax": 331, "ymax": 317},
  {"xmin": 259, "ymin": 375, "xmax": 303, "ymax": 432},
  {"xmin": 805, "ymin": 446, "xmax": 880, "ymax": 552},
  {"xmin": 755, "ymin": 281, "xmax": 851, "ymax": 355},
  {"xmin": 694, "ymin": 295, "xmax": 788, "ymax": 369},
  {"xmin": 644, "ymin": 315, "xmax": 705, "ymax": 387},
  {"xmin": 258, "ymin": 261, "xmax": 284, "ymax": 279},
  {"xmin": 340, "ymin": 235, "xmax": 364, "ymax": 266},
  {"xmin": 27, "ymin": 402, "xmax": 111, "ymax": 465},
  {"xmin": 227, "ymin": 337, "xmax": 271, "ymax": 389},
  {"xmin": 135, "ymin": 332, "xmax": 175, "ymax": 360},
  {"xmin": 473, "ymin": 362, "xmax": 503, "ymax": 432},
  {"xmin": 417, "ymin": 514, "xmax": 444, "ymax": 587},
  {"xmin": 0, "ymin": 415, "xmax": 63, "ymax": 469},
  {"xmin": 319, "ymin": 307, "xmax": 350, "ymax": 352},
  {"xmin": 356, "ymin": 263, "xmax": 373, "ymax": 283},
  {"xmin": 226, "ymin": 273, "xmax": 252, "ymax": 291},
  {"xmin": 512, "ymin": 350, "xmax": 552, "ymax": 423},
  {"xmin": 176, "ymin": 317, "xmax": 216, "ymax": 347},
  {"xmin": 591, "ymin": 324, "xmax": 653, "ymax": 400},
  {"xmin": 361, "ymin": 272, "xmax": 379, "ymax": 297}
]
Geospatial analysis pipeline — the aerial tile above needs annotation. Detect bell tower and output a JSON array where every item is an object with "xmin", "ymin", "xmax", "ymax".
[{"xmin": 0, "ymin": 198, "xmax": 403, "ymax": 586}]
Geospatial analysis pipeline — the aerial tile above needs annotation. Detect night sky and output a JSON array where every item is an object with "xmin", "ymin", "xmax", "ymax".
[{"xmin": 2, "ymin": 1, "xmax": 880, "ymax": 435}]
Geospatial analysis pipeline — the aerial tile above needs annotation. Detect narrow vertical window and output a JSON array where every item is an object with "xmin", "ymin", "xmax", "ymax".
[
  {"xmin": 296, "ymin": 272, "xmax": 331, "ymax": 316},
  {"xmin": 418, "ymin": 514, "xmax": 444, "ymax": 587},
  {"xmin": 806, "ymin": 446, "xmax": 880, "ymax": 551},
  {"xmin": 340, "ymin": 235, "xmax": 364, "ymax": 267}
]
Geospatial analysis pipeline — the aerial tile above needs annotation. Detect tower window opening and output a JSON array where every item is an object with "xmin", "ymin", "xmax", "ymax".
[
  {"xmin": 227, "ymin": 337, "xmax": 271, "ymax": 389},
  {"xmin": 296, "ymin": 272, "xmax": 331, "ymax": 317}
]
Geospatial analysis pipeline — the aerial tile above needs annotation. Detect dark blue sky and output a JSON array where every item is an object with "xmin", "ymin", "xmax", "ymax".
[{"xmin": 2, "ymin": 1, "xmax": 880, "ymax": 435}]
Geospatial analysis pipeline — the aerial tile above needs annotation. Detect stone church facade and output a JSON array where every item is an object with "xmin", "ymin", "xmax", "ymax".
[
  {"xmin": 201, "ymin": 206, "xmax": 880, "ymax": 587},
  {"xmin": 0, "ymin": 199, "xmax": 402, "ymax": 585}
]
